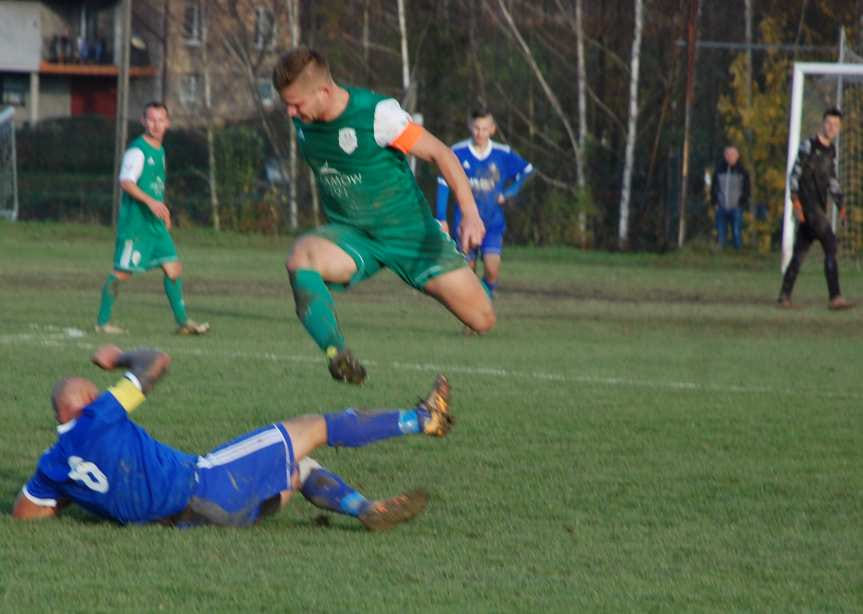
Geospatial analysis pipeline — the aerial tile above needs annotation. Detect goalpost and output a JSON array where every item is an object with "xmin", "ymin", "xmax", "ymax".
[
  {"xmin": 0, "ymin": 106, "xmax": 18, "ymax": 221},
  {"xmin": 782, "ymin": 62, "xmax": 863, "ymax": 272}
]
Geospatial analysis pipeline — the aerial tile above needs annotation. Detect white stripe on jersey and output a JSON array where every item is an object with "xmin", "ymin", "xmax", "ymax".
[
  {"xmin": 119, "ymin": 240, "xmax": 134, "ymax": 269},
  {"xmin": 119, "ymin": 148, "xmax": 145, "ymax": 183},
  {"xmin": 196, "ymin": 427, "xmax": 284, "ymax": 469}
]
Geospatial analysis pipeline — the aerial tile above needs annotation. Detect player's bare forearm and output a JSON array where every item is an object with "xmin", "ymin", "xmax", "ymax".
[
  {"xmin": 91, "ymin": 345, "xmax": 171, "ymax": 394},
  {"xmin": 11, "ymin": 492, "xmax": 59, "ymax": 520},
  {"xmin": 410, "ymin": 130, "xmax": 484, "ymax": 249},
  {"xmin": 120, "ymin": 179, "xmax": 156, "ymax": 210}
]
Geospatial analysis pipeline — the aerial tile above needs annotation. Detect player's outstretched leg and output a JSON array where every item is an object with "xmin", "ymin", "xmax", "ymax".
[
  {"xmin": 322, "ymin": 375, "xmax": 452, "ymax": 447},
  {"xmin": 297, "ymin": 457, "xmax": 428, "ymax": 531},
  {"xmin": 283, "ymin": 375, "xmax": 452, "ymax": 464}
]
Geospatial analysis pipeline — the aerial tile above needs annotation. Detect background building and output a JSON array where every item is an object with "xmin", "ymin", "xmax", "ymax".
[{"xmin": 0, "ymin": 0, "xmax": 280, "ymax": 128}]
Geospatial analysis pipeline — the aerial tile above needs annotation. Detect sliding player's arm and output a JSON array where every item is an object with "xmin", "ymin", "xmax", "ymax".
[
  {"xmin": 11, "ymin": 491, "xmax": 68, "ymax": 520},
  {"xmin": 91, "ymin": 345, "xmax": 171, "ymax": 396}
]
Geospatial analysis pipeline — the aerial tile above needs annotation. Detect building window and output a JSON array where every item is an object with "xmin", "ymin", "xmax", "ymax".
[
  {"xmin": 179, "ymin": 74, "xmax": 202, "ymax": 107},
  {"xmin": 182, "ymin": 0, "xmax": 202, "ymax": 46},
  {"xmin": 1, "ymin": 76, "xmax": 27, "ymax": 106},
  {"xmin": 254, "ymin": 7, "xmax": 276, "ymax": 50}
]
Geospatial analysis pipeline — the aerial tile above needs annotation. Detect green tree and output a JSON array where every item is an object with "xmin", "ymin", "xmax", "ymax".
[{"xmin": 718, "ymin": 17, "xmax": 790, "ymax": 253}]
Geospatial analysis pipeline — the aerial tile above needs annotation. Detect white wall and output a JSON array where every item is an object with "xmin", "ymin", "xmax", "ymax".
[{"xmin": 0, "ymin": 1, "xmax": 42, "ymax": 71}]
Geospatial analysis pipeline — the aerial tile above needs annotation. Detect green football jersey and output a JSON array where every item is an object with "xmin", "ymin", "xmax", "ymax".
[
  {"xmin": 293, "ymin": 86, "xmax": 432, "ymax": 231},
  {"xmin": 118, "ymin": 135, "xmax": 167, "ymax": 236}
]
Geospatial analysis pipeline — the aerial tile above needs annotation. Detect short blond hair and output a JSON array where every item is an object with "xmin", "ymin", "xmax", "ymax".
[{"xmin": 272, "ymin": 46, "xmax": 330, "ymax": 91}]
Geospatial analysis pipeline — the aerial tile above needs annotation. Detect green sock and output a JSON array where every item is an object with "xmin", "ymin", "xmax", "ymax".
[
  {"xmin": 97, "ymin": 273, "xmax": 121, "ymax": 325},
  {"xmin": 163, "ymin": 276, "xmax": 188, "ymax": 326},
  {"xmin": 290, "ymin": 269, "xmax": 346, "ymax": 353}
]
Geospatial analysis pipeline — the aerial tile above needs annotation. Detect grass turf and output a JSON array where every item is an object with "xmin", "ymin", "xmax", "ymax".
[{"xmin": 0, "ymin": 222, "xmax": 860, "ymax": 612}]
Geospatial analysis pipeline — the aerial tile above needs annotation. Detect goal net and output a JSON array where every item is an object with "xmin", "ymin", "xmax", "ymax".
[
  {"xmin": 782, "ymin": 62, "xmax": 863, "ymax": 271},
  {"xmin": 0, "ymin": 107, "xmax": 18, "ymax": 221}
]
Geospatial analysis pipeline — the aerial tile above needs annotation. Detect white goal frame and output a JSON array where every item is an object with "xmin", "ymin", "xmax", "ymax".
[
  {"xmin": 782, "ymin": 62, "xmax": 863, "ymax": 272},
  {"xmin": 0, "ymin": 106, "xmax": 18, "ymax": 221}
]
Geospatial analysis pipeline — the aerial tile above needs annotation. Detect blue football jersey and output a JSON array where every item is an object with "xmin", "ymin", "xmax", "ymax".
[
  {"xmin": 22, "ymin": 378, "xmax": 198, "ymax": 524},
  {"xmin": 436, "ymin": 139, "xmax": 533, "ymax": 232}
]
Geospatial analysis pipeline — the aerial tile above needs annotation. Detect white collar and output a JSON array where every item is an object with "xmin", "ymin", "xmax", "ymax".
[
  {"xmin": 57, "ymin": 419, "xmax": 77, "ymax": 434},
  {"xmin": 469, "ymin": 141, "xmax": 494, "ymax": 161}
]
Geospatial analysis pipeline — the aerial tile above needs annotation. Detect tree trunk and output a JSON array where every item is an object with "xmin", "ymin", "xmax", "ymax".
[
  {"xmin": 618, "ymin": 0, "xmax": 643, "ymax": 250},
  {"xmin": 470, "ymin": 2, "xmax": 487, "ymax": 105},
  {"xmin": 397, "ymin": 0, "xmax": 417, "ymax": 174},
  {"xmin": 575, "ymin": 0, "xmax": 589, "ymax": 247},
  {"xmin": 677, "ymin": 0, "xmax": 700, "ymax": 248},
  {"xmin": 744, "ymin": 0, "xmax": 755, "ymax": 219},
  {"xmin": 398, "ymin": 0, "xmax": 412, "ymax": 110},
  {"xmin": 362, "ymin": 0, "xmax": 371, "ymax": 84},
  {"xmin": 201, "ymin": 7, "xmax": 220, "ymax": 231},
  {"xmin": 288, "ymin": 0, "xmax": 300, "ymax": 230}
]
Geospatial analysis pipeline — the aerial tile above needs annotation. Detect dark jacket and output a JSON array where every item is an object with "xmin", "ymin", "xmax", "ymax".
[
  {"xmin": 788, "ymin": 136, "xmax": 843, "ymax": 216},
  {"xmin": 711, "ymin": 160, "xmax": 751, "ymax": 211}
]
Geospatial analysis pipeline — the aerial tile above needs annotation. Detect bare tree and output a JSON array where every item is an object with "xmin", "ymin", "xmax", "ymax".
[
  {"xmin": 287, "ymin": 0, "xmax": 299, "ymax": 230},
  {"xmin": 677, "ymin": 0, "xmax": 700, "ymax": 248},
  {"xmin": 619, "ymin": 0, "xmax": 643, "ymax": 249},
  {"xmin": 200, "ymin": 3, "xmax": 220, "ymax": 230},
  {"xmin": 490, "ymin": 0, "xmax": 582, "ymax": 195},
  {"xmin": 397, "ymin": 0, "xmax": 412, "ymax": 111},
  {"xmin": 397, "ymin": 0, "xmax": 418, "ymax": 174},
  {"xmin": 575, "ymin": 0, "xmax": 589, "ymax": 244},
  {"xmin": 213, "ymin": 1, "xmax": 292, "ymax": 229}
]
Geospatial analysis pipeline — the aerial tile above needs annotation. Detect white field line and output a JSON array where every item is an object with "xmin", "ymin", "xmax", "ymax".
[{"xmin": 1, "ymin": 325, "xmax": 860, "ymax": 400}]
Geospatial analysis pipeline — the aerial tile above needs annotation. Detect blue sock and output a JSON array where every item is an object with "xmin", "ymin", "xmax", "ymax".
[
  {"xmin": 481, "ymin": 277, "xmax": 496, "ymax": 299},
  {"xmin": 324, "ymin": 408, "xmax": 430, "ymax": 447},
  {"xmin": 300, "ymin": 467, "xmax": 371, "ymax": 517}
]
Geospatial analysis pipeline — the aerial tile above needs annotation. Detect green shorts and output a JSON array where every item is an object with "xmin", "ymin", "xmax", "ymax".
[
  {"xmin": 307, "ymin": 221, "xmax": 467, "ymax": 290},
  {"xmin": 112, "ymin": 230, "xmax": 178, "ymax": 273}
]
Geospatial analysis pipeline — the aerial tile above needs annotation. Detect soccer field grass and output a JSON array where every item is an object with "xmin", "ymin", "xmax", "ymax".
[{"xmin": 0, "ymin": 222, "xmax": 860, "ymax": 612}]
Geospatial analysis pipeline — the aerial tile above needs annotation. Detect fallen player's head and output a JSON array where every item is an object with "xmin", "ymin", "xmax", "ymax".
[{"xmin": 51, "ymin": 377, "xmax": 99, "ymax": 424}]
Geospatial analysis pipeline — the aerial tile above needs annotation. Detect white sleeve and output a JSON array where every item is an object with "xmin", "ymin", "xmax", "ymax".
[
  {"xmin": 22, "ymin": 485, "xmax": 57, "ymax": 507},
  {"xmin": 373, "ymin": 98, "xmax": 413, "ymax": 147},
  {"xmin": 118, "ymin": 148, "xmax": 145, "ymax": 183}
]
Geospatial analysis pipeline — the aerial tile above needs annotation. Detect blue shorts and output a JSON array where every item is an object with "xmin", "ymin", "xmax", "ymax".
[
  {"xmin": 464, "ymin": 228, "xmax": 504, "ymax": 261},
  {"xmin": 184, "ymin": 423, "xmax": 296, "ymax": 527}
]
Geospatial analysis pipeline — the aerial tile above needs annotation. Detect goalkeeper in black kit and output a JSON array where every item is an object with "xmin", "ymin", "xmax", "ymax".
[{"xmin": 778, "ymin": 107, "xmax": 852, "ymax": 310}]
